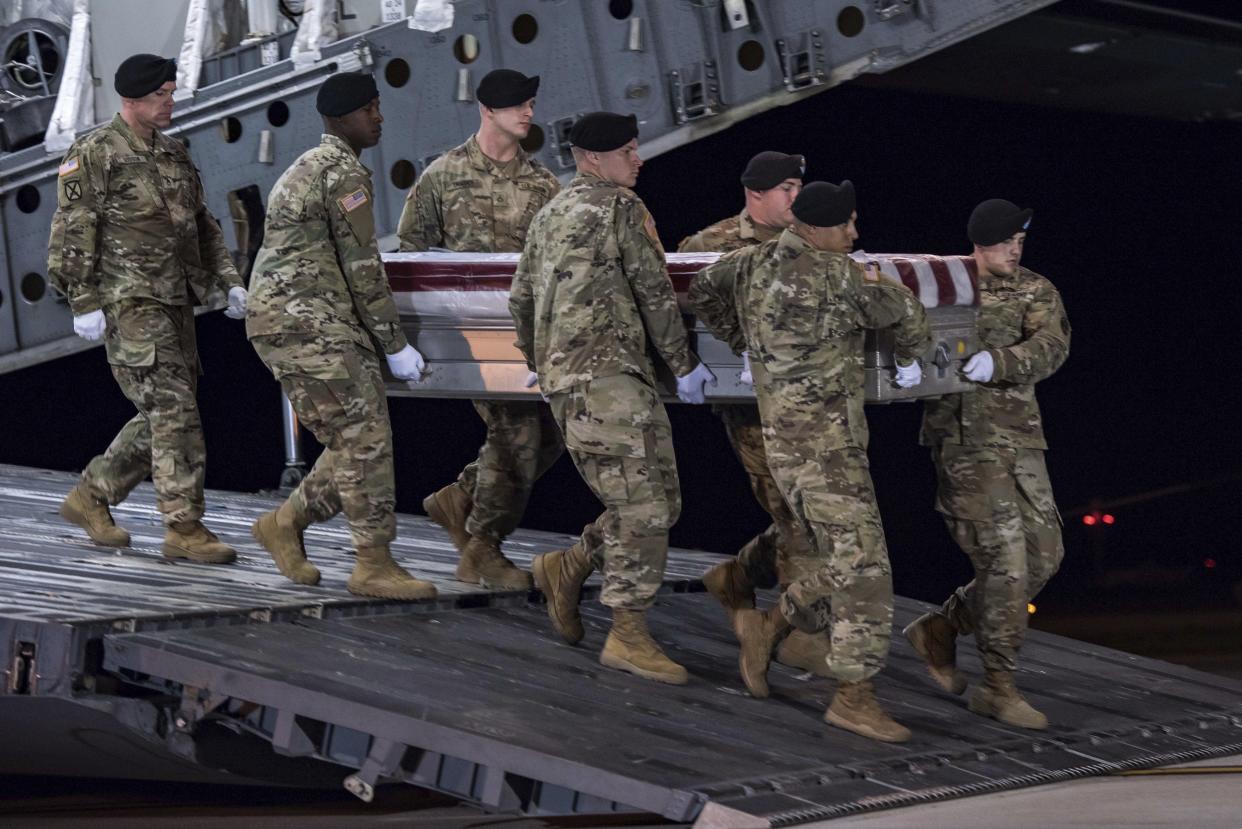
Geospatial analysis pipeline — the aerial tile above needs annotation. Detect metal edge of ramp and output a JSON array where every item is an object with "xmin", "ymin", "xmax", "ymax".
[{"xmin": 100, "ymin": 595, "xmax": 1242, "ymax": 825}]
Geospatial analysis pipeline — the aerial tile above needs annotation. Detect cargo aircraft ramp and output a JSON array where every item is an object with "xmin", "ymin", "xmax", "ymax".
[{"xmin": 3, "ymin": 464, "xmax": 1242, "ymax": 825}]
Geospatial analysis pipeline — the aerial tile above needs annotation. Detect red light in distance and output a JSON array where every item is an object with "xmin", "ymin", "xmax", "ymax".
[{"xmin": 1083, "ymin": 514, "xmax": 1097, "ymax": 526}]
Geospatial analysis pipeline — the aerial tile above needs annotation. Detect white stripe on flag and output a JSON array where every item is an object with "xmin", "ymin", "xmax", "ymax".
[
  {"xmin": 909, "ymin": 259, "xmax": 941, "ymax": 308},
  {"xmin": 946, "ymin": 257, "xmax": 974, "ymax": 305}
]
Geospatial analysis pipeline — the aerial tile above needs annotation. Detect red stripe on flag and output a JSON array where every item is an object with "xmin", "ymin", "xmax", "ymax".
[
  {"xmin": 893, "ymin": 260, "xmax": 920, "ymax": 295},
  {"xmin": 928, "ymin": 259, "xmax": 956, "ymax": 305}
]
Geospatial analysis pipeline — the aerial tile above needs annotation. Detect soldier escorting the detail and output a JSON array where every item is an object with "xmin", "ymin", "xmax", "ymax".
[
  {"xmin": 49, "ymin": 54, "xmax": 246, "ymax": 564},
  {"xmin": 246, "ymin": 72, "xmax": 435, "ymax": 600},
  {"xmin": 509, "ymin": 111, "xmax": 716, "ymax": 684},
  {"xmin": 682, "ymin": 151, "xmax": 831, "ymax": 678},
  {"xmin": 694, "ymin": 181, "xmax": 929, "ymax": 742},
  {"xmin": 398, "ymin": 69, "xmax": 560, "ymax": 591},
  {"xmin": 904, "ymin": 199, "xmax": 1070, "ymax": 730}
]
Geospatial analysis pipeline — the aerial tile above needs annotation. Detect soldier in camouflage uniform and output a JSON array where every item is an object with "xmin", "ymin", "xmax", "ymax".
[
  {"xmin": 48, "ymin": 54, "xmax": 245, "ymax": 564},
  {"xmin": 694, "ymin": 181, "xmax": 930, "ymax": 742},
  {"xmin": 246, "ymin": 72, "xmax": 435, "ymax": 601},
  {"xmin": 397, "ymin": 69, "xmax": 560, "ymax": 591},
  {"xmin": 510, "ymin": 112, "xmax": 715, "ymax": 685},
  {"xmin": 904, "ymin": 199, "xmax": 1070, "ymax": 730},
  {"xmin": 681, "ymin": 151, "xmax": 831, "ymax": 677}
]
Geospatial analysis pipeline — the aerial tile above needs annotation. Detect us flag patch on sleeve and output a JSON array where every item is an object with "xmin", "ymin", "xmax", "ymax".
[
  {"xmin": 58, "ymin": 157, "xmax": 80, "ymax": 177},
  {"xmin": 338, "ymin": 188, "xmax": 369, "ymax": 212}
]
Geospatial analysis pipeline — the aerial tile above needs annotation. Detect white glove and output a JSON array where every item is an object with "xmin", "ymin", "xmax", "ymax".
[
  {"xmin": 523, "ymin": 371, "xmax": 539, "ymax": 388},
  {"xmin": 223, "ymin": 286, "xmax": 248, "ymax": 319},
  {"xmin": 386, "ymin": 344, "xmax": 426, "ymax": 382},
  {"xmin": 739, "ymin": 351, "xmax": 753, "ymax": 386},
  {"xmin": 962, "ymin": 350, "xmax": 994, "ymax": 383},
  {"xmin": 73, "ymin": 310, "xmax": 106, "ymax": 341},
  {"xmin": 676, "ymin": 362, "xmax": 717, "ymax": 405},
  {"xmin": 893, "ymin": 359, "xmax": 922, "ymax": 389}
]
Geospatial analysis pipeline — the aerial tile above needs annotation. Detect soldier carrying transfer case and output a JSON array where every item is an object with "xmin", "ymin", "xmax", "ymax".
[
  {"xmin": 48, "ymin": 53, "xmax": 246, "ymax": 564},
  {"xmin": 397, "ymin": 69, "xmax": 561, "ymax": 591},
  {"xmin": 245, "ymin": 71, "xmax": 436, "ymax": 601},
  {"xmin": 681, "ymin": 151, "xmax": 832, "ymax": 678},
  {"xmin": 509, "ymin": 111, "xmax": 716, "ymax": 685},
  {"xmin": 693, "ymin": 181, "xmax": 930, "ymax": 742},
  {"xmin": 903, "ymin": 199, "xmax": 1070, "ymax": 730}
]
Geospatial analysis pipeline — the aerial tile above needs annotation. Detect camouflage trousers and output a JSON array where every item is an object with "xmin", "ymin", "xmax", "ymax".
[
  {"xmin": 931, "ymin": 444, "xmax": 1065, "ymax": 672},
  {"xmin": 717, "ymin": 404, "xmax": 816, "ymax": 589},
  {"xmin": 252, "ymin": 335, "xmax": 396, "ymax": 548},
  {"xmin": 549, "ymin": 374, "xmax": 680, "ymax": 611},
  {"xmin": 766, "ymin": 440, "xmax": 894, "ymax": 683},
  {"xmin": 456, "ymin": 400, "xmax": 564, "ymax": 541},
  {"xmin": 82, "ymin": 300, "xmax": 205, "ymax": 525}
]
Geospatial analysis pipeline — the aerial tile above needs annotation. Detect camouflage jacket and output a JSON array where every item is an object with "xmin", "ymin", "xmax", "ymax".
[
  {"xmin": 245, "ymin": 134, "xmax": 408, "ymax": 356},
  {"xmin": 47, "ymin": 114, "xmax": 239, "ymax": 315},
  {"xmin": 509, "ymin": 173, "xmax": 699, "ymax": 395},
  {"xmin": 921, "ymin": 266, "xmax": 1069, "ymax": 450},
  {"xmin": 700, "ymin": 229, "xmax": 930, "ymax": 450},
  {"xmin": 397, "ymin": 135, "xmax": 560, "ymax": 253},
  {"xmin": 676, "ymin": 209, "xmax": 782, "ymax": 254}
]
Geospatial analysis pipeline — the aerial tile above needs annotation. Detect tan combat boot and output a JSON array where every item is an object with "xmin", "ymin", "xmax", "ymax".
[
  {"xmin": 701, "ymin": 559, "xmax": 756, "ymax": 620},
  {"xmin": 531, "ymin": 542, "xmax": 594, "ymax": 644},
  {"xmin": 163, "ymin": 521, "xmax": 237, "ymax": 564},
  {"xmin": 599, "ymin": 610, "xmax": 689, "ymax": 685},
  {"xmin": 903, "ymin": 611, "xmax": 967, "ymax": 695},
  {"xmin": 252, "ymin": 500, "xmax": 320, "ymax": 585},
  {"xmin": 969, "ymin": 669, "xmax": 1048, "ymax": 730},
  {"xmin": 825, "ymin": 680, "xmax": 912, "ymax": 743},
  {"xmin": 59, "ymin": 485, "xmax": 130, "ymax": 547},
  {"xmin": 733, "ymin": 607, "xmax": 792, "ymax": 698},
  {"xmin": 775, "ymin": 630, "xmax": 832, "ymax": 677},
  {"xmin": 456, "ymin": 535, "xmax": 533, "ymax": 590},
  {"xmin": 422, "ymin": 483, "xmax": 473, "ymax": 552},
  {"xmin": 347, "ymin": 545, "xmax": 437, "ymax": 600}
]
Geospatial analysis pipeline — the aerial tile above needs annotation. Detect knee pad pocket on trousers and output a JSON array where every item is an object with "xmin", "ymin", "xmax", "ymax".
[{"xmin": 566, "ymin": 420, "xmax": 647, "ymax": 505}]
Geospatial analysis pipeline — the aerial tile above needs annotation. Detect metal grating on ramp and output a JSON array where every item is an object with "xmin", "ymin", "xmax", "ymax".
[
  {"xmin": 102, "ymin": 594, "xmax": 1242, "ymax": 825},
  {"xmin": 0, "ymin": 463, "xmax": 714, "ymax": 698}
]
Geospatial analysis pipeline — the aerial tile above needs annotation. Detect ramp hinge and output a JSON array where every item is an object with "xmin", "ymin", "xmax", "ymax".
[
  {"xmin": 9, "ymin": 641, "xmax": 36, "ymax": 695},
  {"xmin": 174, "ymin": 684, "xmax": 230, "ymax": 732}
]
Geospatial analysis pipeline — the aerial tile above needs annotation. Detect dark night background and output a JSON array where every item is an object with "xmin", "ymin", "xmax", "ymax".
[{"xmin": 2, "ymin": 2, "xmax": 1241, "ymax": 637}]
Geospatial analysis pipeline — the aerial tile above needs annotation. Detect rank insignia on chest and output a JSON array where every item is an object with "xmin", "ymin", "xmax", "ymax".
[
  {"xmin": 58, "ymin": 157, "xmax": 80, "ymax": 177},
  {"xmin": 338, "ymin": 188, "xmax": 369, "ymax": 212}
]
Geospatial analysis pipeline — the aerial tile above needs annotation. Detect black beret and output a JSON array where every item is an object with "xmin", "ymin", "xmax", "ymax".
[
  {"xmin": 967, "ymin": 198, "xmax": 1033, "ymax": 246},
  {"xmin": 569, "ymin": 111, "xmax": 639, "ymax": 152},
  {"xmin": 114, "ymin": 54, "xmax": 177, "ymax": 98},
  {"xmin": 316, "ymin": 71, "xmax": 380, "ymax": 117},
  {"xmin": 477, "ymin": 69, "xmax": 540, "ymax": 108},
  {"xmin": 740, "ymin": 151, "xmax": 806, "ymax": 190},
  {"xmin": 792, "ymin": 180, "xmax": 856, "ymax": 227}
]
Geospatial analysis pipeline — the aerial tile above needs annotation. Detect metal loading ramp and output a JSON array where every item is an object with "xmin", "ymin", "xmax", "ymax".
[{"xmin": 103, "ymin": 594, "xmax": 1242, "ymax": 826}]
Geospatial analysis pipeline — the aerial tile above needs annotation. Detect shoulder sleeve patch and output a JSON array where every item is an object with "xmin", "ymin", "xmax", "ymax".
[
  {"xmin": 338, "ymin": 187, "xmax": 369, "ymax": 212},
  {"xmin": 634, "ymin": 203, "xmax": 660, "ymax": 245},
  {"xmin": 58, "ymin": 157, "xmax": 80, "ymax": 177}
]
